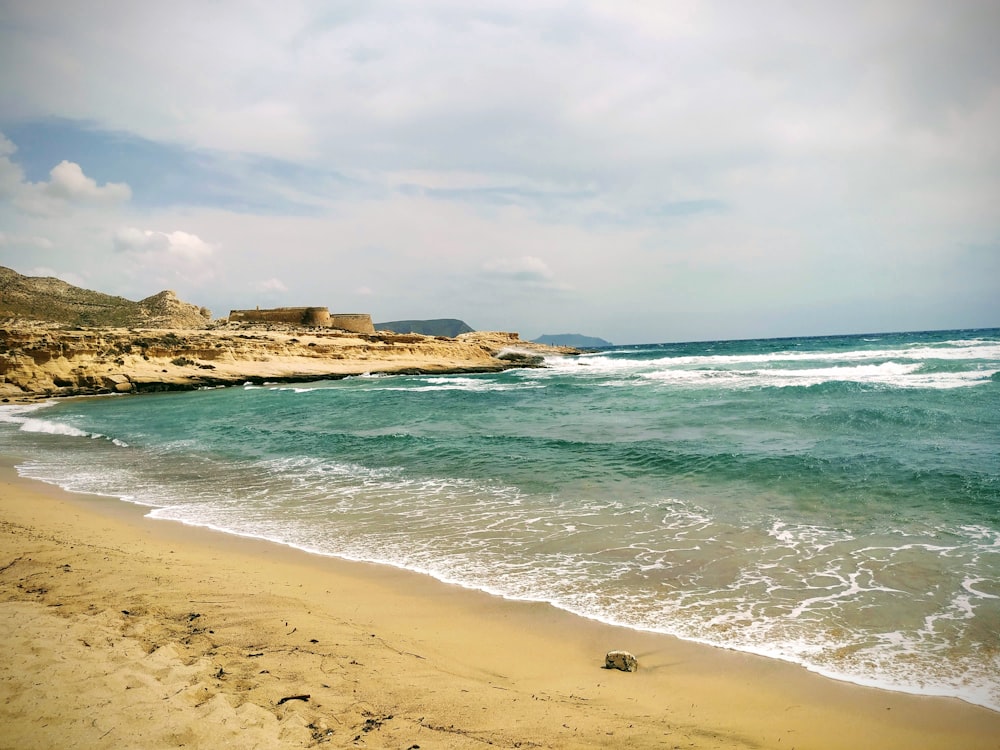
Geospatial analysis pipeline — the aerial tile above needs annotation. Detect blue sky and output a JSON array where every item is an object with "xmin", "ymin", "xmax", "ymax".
[{"xmin": 1, "ymin": 0, "xmax": 997, "ymax": 344}]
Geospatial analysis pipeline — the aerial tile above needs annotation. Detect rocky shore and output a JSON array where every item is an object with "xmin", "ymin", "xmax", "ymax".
[{"xmin": 0, "ymin": 322, "xmax": 575, "ymax": 402}]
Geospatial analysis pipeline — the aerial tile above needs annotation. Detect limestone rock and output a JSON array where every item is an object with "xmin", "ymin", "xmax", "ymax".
[
  {"xmin": 102, "ymin": 374, "xmax": 134, "ymax": 393},
  {"xmin": 138, "ymin": 290, "xmax": 211, "ymax": 329},
  {"xmin": 0, "ymin": 323, "xmax": 582, "ymax": 401},
  {"xmin": 604, "ymin": 650, "xmax": 638, "ymax": 672}
]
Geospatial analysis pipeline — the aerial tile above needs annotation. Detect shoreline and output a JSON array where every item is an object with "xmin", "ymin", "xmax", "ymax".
[
  {"xmin": 0, "ymin": 323, "xmax": 573, "ymax": 403},
  {"xmin": 66, "ymin": 476, "xmax": 998, "ymax": 715},
  {"xmin": 3, "ymin": 458, "xmax": 1000, "ymax": 748},
  {"xmin": 7, "ymin": 395, "xmax": 996, "ymax": 716}
]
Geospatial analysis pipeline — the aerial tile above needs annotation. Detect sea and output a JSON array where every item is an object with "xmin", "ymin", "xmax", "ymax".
[{"xmin": 2, "ymin": 328, "xmax": 998, "ymax": 711}]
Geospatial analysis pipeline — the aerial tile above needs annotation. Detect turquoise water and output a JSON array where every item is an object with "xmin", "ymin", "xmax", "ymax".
[{"xmin": 2, "ymin": 328, "xmax": 998, "ymax": 709}]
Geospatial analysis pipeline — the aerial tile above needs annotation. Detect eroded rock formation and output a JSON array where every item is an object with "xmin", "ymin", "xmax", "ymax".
[{"xmin": 0, "ymin": 323, "xmax": 575, "ymax": 401}]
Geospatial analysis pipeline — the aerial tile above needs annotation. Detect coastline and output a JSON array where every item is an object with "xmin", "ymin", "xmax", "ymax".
[
  {"xmin": 2, "ymin": 458, "xmax": 999, "ymax": 749},
  {"xmin": 0, "ymin": 323, "xmax": 572, "ymax": 403}
]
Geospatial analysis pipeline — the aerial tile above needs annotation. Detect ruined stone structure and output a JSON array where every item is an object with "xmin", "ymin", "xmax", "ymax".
[
  {"xmin": 327, "ymin": 314, "xmax": 376, "ymax": 334},
  {"xmin": 228, "ymin": 307, "xmax": 375, "ymax": 334}
]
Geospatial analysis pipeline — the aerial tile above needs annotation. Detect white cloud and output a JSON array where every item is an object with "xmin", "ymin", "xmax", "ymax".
[
  {"xmin": 114, "ymin": 227, "xmax": 215, "ymax": 260},
  {"xmin": 478, "ymin": 255, "xmax": 573, "ymax": 301},
  {"xmin": 112, "ymin": 226, "xmax": 219, "ymax": 286},
  {"xmin": 483, "ymin": 255, "xmax": 558, "ymax": 284},
  {"xmin": 113, "ymin": 226, "xmax": 168, "ymax": 254},
  {"xmin": 0, "ymin": 133, "xmax": 24, "ymax": 198},
  {"xmin": 43, "ymin": 160, "xmax": 131, "ymax": 203},
  {"xmin": 0, "ymin": 132, "xmax": 15, "ymax": 157},
  {"xmin": 0, "ymin": 232, "xmax": 54, "ymax": 249},
  {"xmin": 252, "ymin": 277, "xmax": 289, "ymax": 293},
  {"xmin": 2, "ymin": 151, "xmax": 132, "ymax": 215}
]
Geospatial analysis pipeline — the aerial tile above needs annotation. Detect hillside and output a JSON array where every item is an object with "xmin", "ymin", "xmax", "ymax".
[
  {"xmin": 375, "ymin": 318, "xmax": 474, "ymax": 337},
  {"xmin": 0, "ymin": 266, "xmax": 211, "ymax": 328},
  {"xmin": 533, "ymin": 333, "xmax": 612, "ymax": 348}
]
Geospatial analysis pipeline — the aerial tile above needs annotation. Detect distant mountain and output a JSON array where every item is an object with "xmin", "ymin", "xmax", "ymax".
[
  {"xmin": 533, "ymin": 333, "xmax": 612, "ymax": 348},
  {"xmin": 375, "ymin": 318, "xmax": 474, "ymax": 337},
  {"xmin": 0, "ymin": 265, "xmax": 211, "ymax": 328}
]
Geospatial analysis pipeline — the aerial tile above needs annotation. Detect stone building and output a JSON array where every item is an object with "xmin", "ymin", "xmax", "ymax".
[{"xmin": 228, "ymin": 307, "xmax": 375, "ymax": 334}]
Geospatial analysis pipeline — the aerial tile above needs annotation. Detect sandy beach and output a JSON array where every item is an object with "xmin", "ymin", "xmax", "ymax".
[{"xmin": 2, "ymin": 458, "xmax": 999, "ymax": 749}]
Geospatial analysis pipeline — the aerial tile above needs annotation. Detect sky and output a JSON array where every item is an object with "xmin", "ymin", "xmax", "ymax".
[{"xmin": 1, "ymin": 1, "xmax": 997, "ymax": 344}]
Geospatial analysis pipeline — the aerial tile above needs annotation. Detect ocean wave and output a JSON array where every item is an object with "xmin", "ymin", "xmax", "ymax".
[
  {"xmin": 531, "ymin": 340, "xmax": 1000, "ymax": 388},
  {"xmin": 0, "ymin": 410, "xmax": 129, "ymax": 447},
  {"xmin": 0, "ymin": 402, "xmax": 51, "ymax": 420},
  {"xmin": 637, "ymin": 362, "xmax": 992, "ymax": 389},
  {"xmin": 19, "ymin": 417, "xmax": 97, "ymax": 439},
  {"xmin": 372, "ymin": 377, "xmax": 544, "ymax": 393}
]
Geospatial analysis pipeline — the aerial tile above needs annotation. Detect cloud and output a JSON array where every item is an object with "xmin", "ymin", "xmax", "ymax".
[
  {"xmin": 0, "ymin": 132, "xmax": 14, "ymax": 157},
  {"xmin": 1, "ymin": 4, "xmax": 998, "ymax": 341},
  {"xmin": 0, "ymin": 232, "xmax": 54, "ymax": 249},
  {"xmin": 114, "ymin": 227, "xmax": 215, "ymax": 260},
  {"xmin": 0, "ymin": 137, "xmax": 132, "ymax": 215},
  {"xmin": 482, "ymin": 255, "xmax": 569, "ymax": 290},
  {"xmin": 43, "ymin": 160, "xmax": 131, "ymax": 203},
  {"xmin": 112, "ymin": 226, "xmax": 219, "ymax": 286},
  {"xmin": 251, "ymin": 277, "xmax": 289, "ymax": 293},
  {"xmin": 0, "ymin": 132, "xmax": 24, "ymax": 198},
  {"xmin": 2, "ymin": 119, "xmax": 344, "ymax": 216}
]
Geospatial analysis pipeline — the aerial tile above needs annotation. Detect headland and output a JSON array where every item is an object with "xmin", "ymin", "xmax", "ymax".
[
  {"xmin": 0, "ymin": 322, "xmax": 569, "ymax": 402},
  {"xmin": 0, "ymin": 265, "xmax": 573, "ymax": 402}
]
